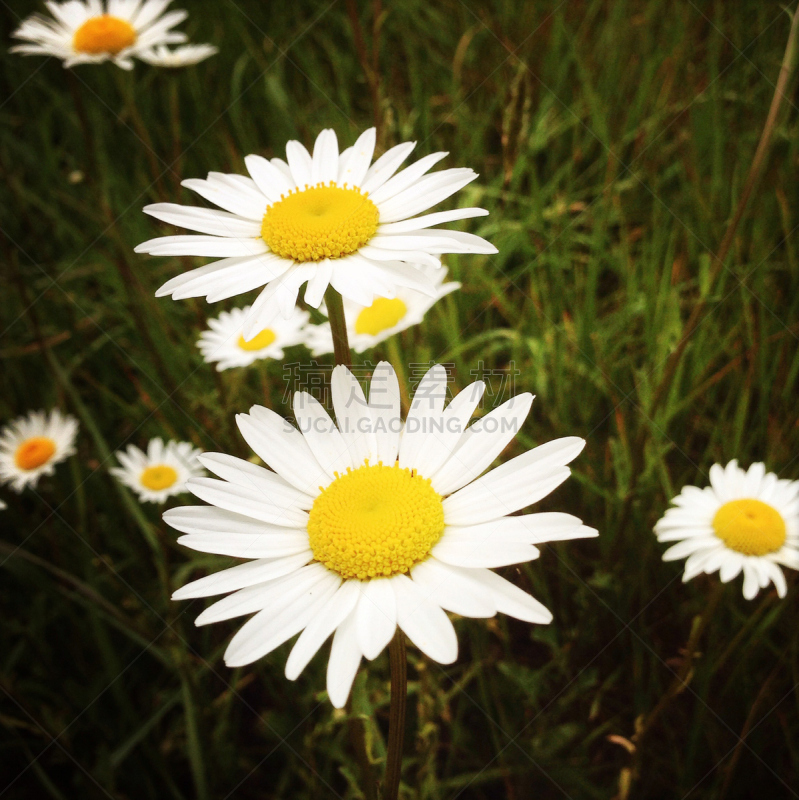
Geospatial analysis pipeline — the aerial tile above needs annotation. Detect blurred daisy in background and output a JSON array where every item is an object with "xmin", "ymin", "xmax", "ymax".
[
  {"xmin": 197, "ymin": 305, "xmax": 310, "ymax": 372},
  {"xmin": 655, "ymin": 460, "xmax": 799, "ymax": 599},
  {"xmin": 10, "ymin": 0, "xmax": 213, "ymax": 70},
  {"xmin": 111, "ymin": 438, "xmax": 204, "ymax": 504},
  {"xmin": 0, "ymin": 409, "xmax": 79, "ymax": 492},
  {"xmin": 166, "ymin": 362, "xmax": 595, "ymax": 707},
  {"xmin": 138, "ymin": 43, "xmax": 217, "ymax": 67},
  {"xmin": 137, "ymin": 127, "xmax": 496, "ymax": 339},
  {"xmin": 306, "ymin": 266, "xmax": 460, "ymax": 356}
]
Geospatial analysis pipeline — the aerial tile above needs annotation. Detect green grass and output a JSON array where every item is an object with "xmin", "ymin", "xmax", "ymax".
[{"xmin": 2, "ymin": 0, "xmax": 799, "ymax": 797}]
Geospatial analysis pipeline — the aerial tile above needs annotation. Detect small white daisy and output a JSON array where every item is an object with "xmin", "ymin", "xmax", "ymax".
[
  {"xmin": 10, "ymin": 0, "xmax": 203, "ymax": 70},
  {"xmin": 110, "ymin": 438, "xmax": 204, "ymax": 503},
  {"xmin": 197, "ymin": 305, "xmax": 310, "ymax": 371},
  {"xmin": 136, "ymin": 127, "xmax": 496, "ymax": 340},
  {"xmin": 655, "ymin": 460, "xmax": 799, "ymax": 600},
  {"xmin": 306, "ymin": 266, "xmax": 460, "ymax": 355},
  {"xmin": 0, "ymin": 409, "xmax": 79, "ymax": 492},
  {"xmin": 138, "ymin": 43, "xmax": 217, "ymax": 67},
  {"xmin": 166, "ymin": 362, "xmax": 596, "ymax": 708}
]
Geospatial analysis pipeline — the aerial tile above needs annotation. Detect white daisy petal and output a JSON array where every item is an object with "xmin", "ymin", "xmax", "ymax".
[
  {"xmin": 443, "ymin": 437, "xmax": 585, "ymax": 525},
  {"xmin": 236, "ymin": 407, "xmax": 331, "ymax": 497},
  {"xmin": 398, "ymin": 364, "xmax": 449, "ymax": 469},
  {"xmin": 223, "ymin": 571, "xmax": 341, "ymax": 666},
  {"xmin": 331, "ymin": 365, "xmax": 376, "ymax": 467},
  {"xmin": 462, "ymin": 568, "xmax": 552, "ymax": 624},
  {"xmin": 143, "ymin": 203, "xmax": 261, "ymax": 237},
  {"xmin": 293, "ymin": 392, "xmax": 354, "ymax": 478},
  {"xmin": 326, "ymin": 609, "xmax": 363, "ymax": 708},
  {"xmin": 410, "ymin": 559, "xmax": 497, "ymax": 618},
  {"xmin": 430, "ymin": 393, "xmax": 534, "ymax": 496},
  {"xmin": 286, "ymin": 140, "xmax": 314, "ymax": 188},
  {"xmin": 367, "ymin": 362, "xmax": 402, "ymax": 465},
  {"xmin": 197, "ymin": 564, "xmax": 328, "ymax": 627},
  {"xmin": 369, "ymin": 152, "xmax": 449, "ymax": 205},
  {"xmin": 311, "ymin": 128, "xmax": 339, "ymax": 184},
  {"xmin": 285, "ymin": 580, "xmax": 361, "ymax": 680},
  {"xmin": 172, "ymin": 552, "xmax": 313, "ymax": 600},
  {"xmin": 356, "ymin": 578, "xmax": 397, "ymax": 660},
  {"xmin": 431, "ymin": 534, "xmax": 538, "ymax": 569},
  {"xmin": 186, "ymin": 477, "xmax": 309, "ymax": 527},
  {"xmin": 245, "ymin": 154, "xmax": 296, "ymax": 202},
  {"xmin": 338, "ymin": 127, "xmax": 376, "ymax": 187},
  {"xmin": 393, "ymin": 574, "xmax": 458, "ymax": 664},
  {"xmin": 360, "ymin": 141, "xmax": 416, "ymax": 194}
]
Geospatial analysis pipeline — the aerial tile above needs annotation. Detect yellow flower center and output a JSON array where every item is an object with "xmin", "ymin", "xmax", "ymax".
[
  {"xmin": 354, "ymin": 297, "xmax": 408, "ymax": 336},
  {"xmin": 237, "ymin": 329, "xmax": 276, "ymax": 351},
  {"xmin": 73, "ymin": 15, "xmax": 137, "ymax": 55},
  {"xmin": 15, "ymin": 437, "xmax": 56, "ymax": 471},
  {"xmin": 140, "ymin": 465, "xmax": 179, "ymax": 491},
  {"xmin": 712, "ymin": 498, "xmax": 786, "ymax": 556},
  {"xmin": 261, "ymin": 182, "xmax": 379, "ymax": 262},
  {"xmin": 307, "ymin": 462, "xmax": 445, "ymax": 580}
]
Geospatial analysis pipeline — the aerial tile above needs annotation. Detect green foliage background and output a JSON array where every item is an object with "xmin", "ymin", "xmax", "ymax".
[{"xmin": 2, "ymin": 0, "xmax": 799, "ymax": 797}]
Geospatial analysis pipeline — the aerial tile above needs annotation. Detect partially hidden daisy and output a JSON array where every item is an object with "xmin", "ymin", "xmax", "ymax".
[
  {"xmin": 138, "ymin": 43, "xmax": 217, "ymax": 67},
  {"xmin": 0, "ymin": 409, "xmax": 78, "ymax": 492},
  {"xmin": 10, "ymin": 0, "xmax": 211, "ymax": 70},
  {"xmin": 166, "ymin": 362, "xmax": 596, "ymax": 707},
  {"xmin": 110, "ymin": 438, "xmax": 204, "ymax": 503},
  {"xmin": 655, "ymin": 460, "xmax": 799, "ymax": 600},
  {"xmin": 197, "ymin": 305, "xmax": 310, "ymax": 372},
  {"xmin": 136, "ymin": 127, "xmax": 496, "ymax": 340},
  {"xmin": 306, "ymin": 266, "xmax": 460, "ymax": 356}
]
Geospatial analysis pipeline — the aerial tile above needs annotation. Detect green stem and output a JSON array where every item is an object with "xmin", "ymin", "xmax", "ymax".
[
  {"xmin": 383, "ymin": 632, "xmax": 407, "ymax": 800},
  {"xmin": 324, "ymin": 286, "xmax": 352, "ymax": 368},
  {"xmin": 385, "ymin": 336, "xmax": 411, "ymax": 415}
]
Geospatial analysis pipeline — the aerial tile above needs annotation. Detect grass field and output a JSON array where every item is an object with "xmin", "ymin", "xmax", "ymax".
[{"xmin": 2, "ymin": 1, "xmax": 799, "ymax": 798}]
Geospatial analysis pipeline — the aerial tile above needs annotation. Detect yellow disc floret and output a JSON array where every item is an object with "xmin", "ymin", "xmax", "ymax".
[
  {"xmin": 712, "ymin": 498, "xmax": 786, "ymax": 556},
  {"xmin": 261, "ymin": 182, "xmax": 379, "ymax": 262},
  {"xmin": 308, "ymin": 462, "xmax": 445, "ymax": 580},
  {"xmin": 355, "ymin": 298, "xmax": 408, "ymax": 336},
  {"xmin": 237, "ymin": 329, "xmax": 276, "ymax": 351},
  {"xmin": 15, "ymin": 437, "xmax": 56, "ymax": 471},
  {"xmin": 140, "ymin": 465, "xmax": 179, "ymax": 491},
  {"xmin": 73, "ymin": 15, "xmax": 137, "ymax": 55}
]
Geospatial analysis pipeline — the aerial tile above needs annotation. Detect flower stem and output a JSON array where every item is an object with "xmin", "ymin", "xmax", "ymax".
[
  {"xmin": 324, "ymin": 286, "xmax": 352, "ymax": 368},
  {"xmin": 385, "ymin": 337, "xmax": 411, "ymax": 415},
  {"xmin": 384, "ymin": 632, "xmax": 407, "ymax": 800}
]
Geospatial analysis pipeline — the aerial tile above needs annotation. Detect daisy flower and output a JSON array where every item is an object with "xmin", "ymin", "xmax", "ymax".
[
  {"xmin": 138, "ymin": 43, "xmax": 217, "ymax": 67},
  {"xmin": 655, "ymin": 460, "xmax": 799, "ymax": 600},
  {"xmin": 0, "ymin": 410, "xmax": 79, "ymax": 493},
  {"xmin": 110, "ymin": 438, "xmax": 204, "ymax": 503},
  {"xmin": 136, "ymin": 127, "xmax": 496, "ymax": 340},
  {"xmin": 166, "ymin": 362, "xmax": 596, "ymax": 707},
  {"xmin": 306, "ymin": 266, "xmax": 460, "ymax": 356},
  {"xmin": 197, "ymin": 305, "xmax": 310, "ymax": 372},
  {"xmin": 10, "ymin": 0, "xmax": 203, "ymax": 70},
  {"xmin": 0, "ymin": 408, "xmax": 78, "ymax": 492}
]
